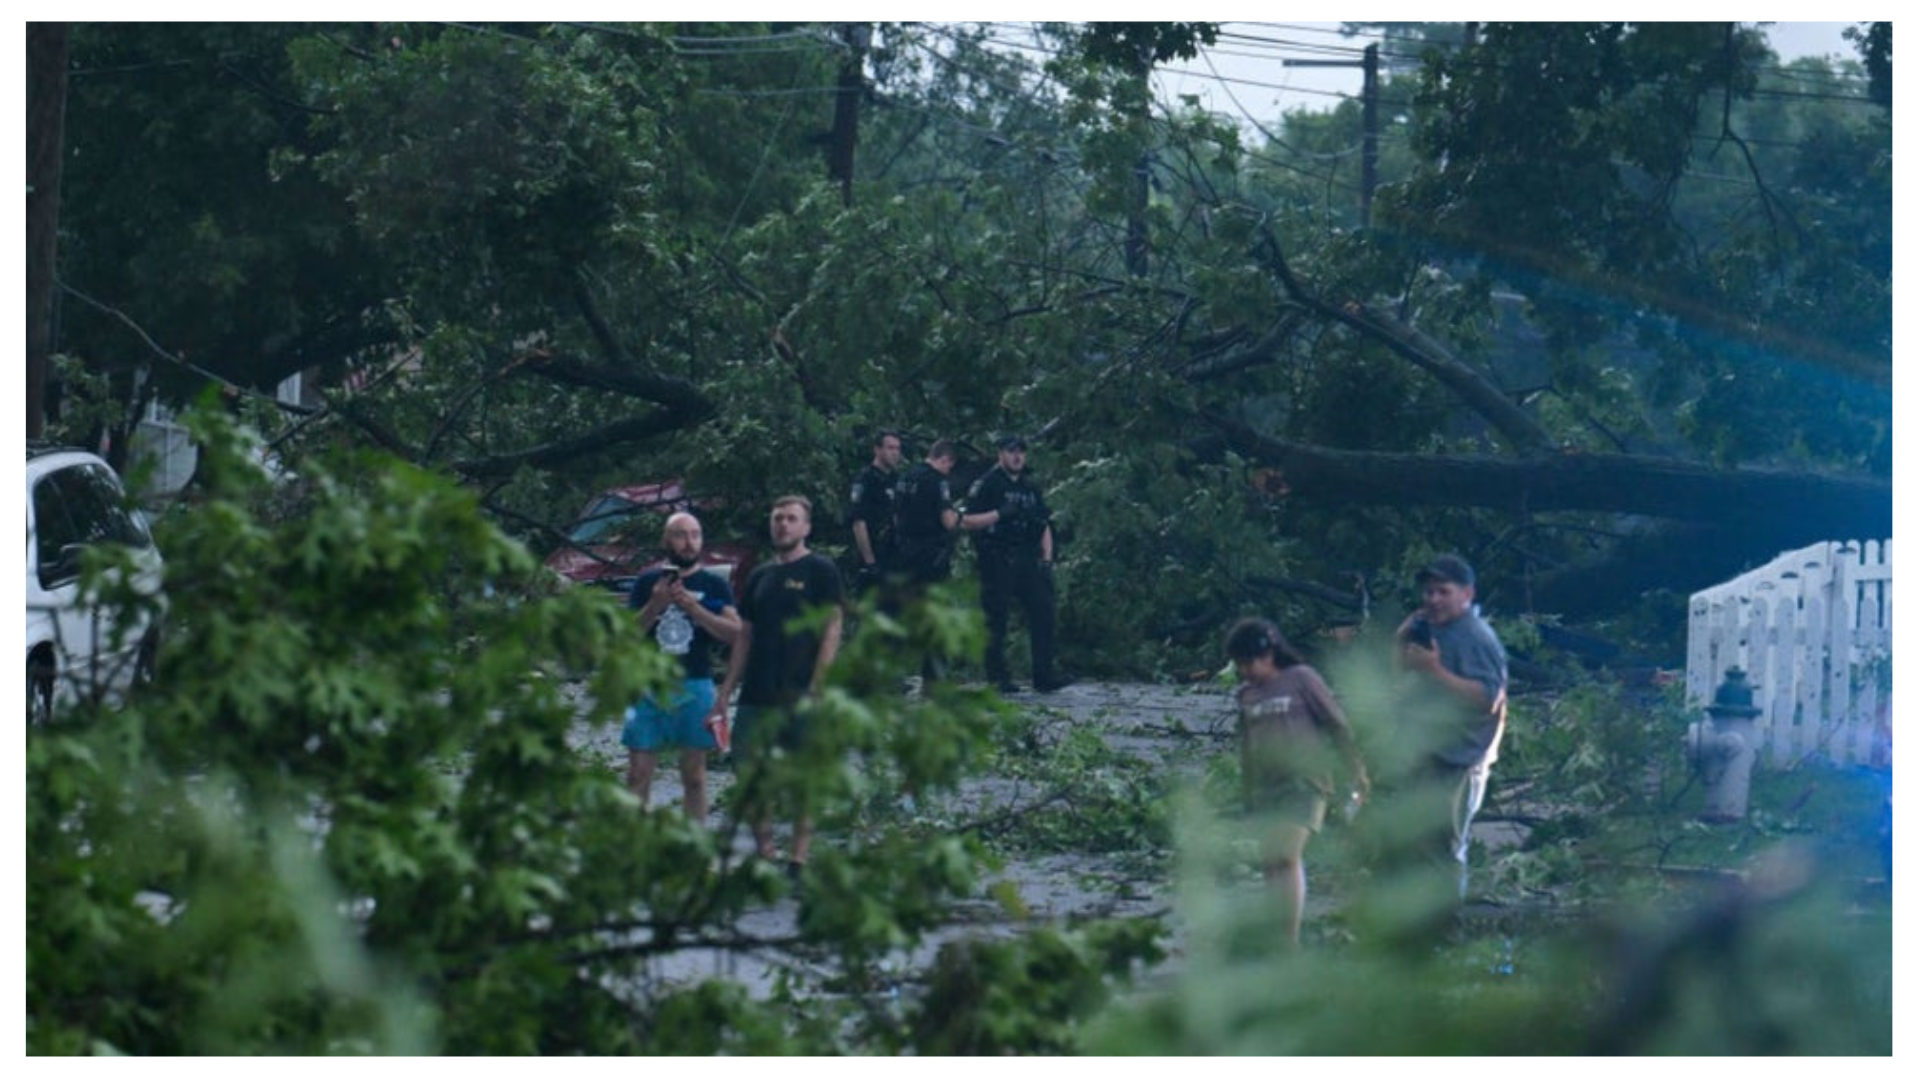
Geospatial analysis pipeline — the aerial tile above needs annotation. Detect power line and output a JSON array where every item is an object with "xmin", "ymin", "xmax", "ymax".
[
  {"xmin": 1220, "ymin": 22, "xmax": 1873, "ymax": 94},
  {"xmin": 427, "ymin": 22, "xmax": 1891, "ymax": 192},
  {"xmin": 1160, "ymin": 62, "xmax": 1360, "ymax": 103},
  {"xmin": 926, "ymin": 26, "xmax": 1363, "ymax": 214},
  {"xmin": 555, "ymin": 22, "xmax": 842, "ymax": 53},
  {"xmin": 718, "ymin": 52, "xmax": 816, "ymax": 248},
  {"xmin": 914, "ymin": 24, "xmax": 1072, "ymax": 108},
  {"xmin": 1192, "ymin": 47, "xmax": 1353, "ymax": 172},
  {"xmin": 1235, "ymin": 21, "xmax": 1363, "ymax": 40},
  {"xmin": 694, "ymin": 86, "xmax": 842, "ymax": 98},
  {"xmin": 670, "ymin": 42, "xmax": 840, "ymax": 57},
  {"xmin": 668, "ymin": 29, "xmax": 834, "ymax": 47},
  {"xmin": 876, "ymin": 22, "xmax": 1884, "ymax": 174},
  {"xmin": 1747, "ymin": 86, "xmax": 1877, "ymax": 105},
  {"xmin": 891, "ymin": 33, "xmax": 1094, "ymax": 174}
]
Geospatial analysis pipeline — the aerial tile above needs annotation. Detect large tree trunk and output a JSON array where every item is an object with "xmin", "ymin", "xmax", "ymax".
[
  {"xmin": 27, "ymin": 23, "xmax": 70, "ymax": 440},
  {"xmin": 1517, "ymin": 522, "xmax": 1783, "ymax": 616},
  {"xmin": 1208, "ymin": 414, "xmax": 1892, "ymax": 563},
  {"xmin": 1221, "ymin": 235, "xmax": 1890, "ymax": 619}
]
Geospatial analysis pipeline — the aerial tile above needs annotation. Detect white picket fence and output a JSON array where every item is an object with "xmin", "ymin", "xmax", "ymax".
[{"xmin": 1686, "ymin": 540, "xmax": 1892, "ymax": 767}]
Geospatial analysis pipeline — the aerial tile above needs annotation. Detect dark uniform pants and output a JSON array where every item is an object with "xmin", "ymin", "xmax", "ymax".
[
  {"xmin": 893, "ymin": 543, "xmax": 952, "ymax": 684},
  {"xmin": 979, "ymin": 552, "xmax": 1055, "ymax": 686}
]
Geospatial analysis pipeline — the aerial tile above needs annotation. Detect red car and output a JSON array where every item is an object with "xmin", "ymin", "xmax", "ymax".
[{"xmin": 543, "ymin": 481, "xmax": 756, "ymax": 600}]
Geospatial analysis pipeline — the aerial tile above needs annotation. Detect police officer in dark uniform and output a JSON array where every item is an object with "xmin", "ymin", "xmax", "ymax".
[
  {"xmin": 894, "ymin": 438, "xmax": 961, "ymax": 684},
  {"xmin": 894, "ymin": 438, "xmax": 960, "ymax": 588},
  {"xmin": 961, "ymin": 434, "xmax": 1066, "ymax": 693},
  {"xmin": 847, "ymin": 429, "xmax": 902, "ymax": 597}
]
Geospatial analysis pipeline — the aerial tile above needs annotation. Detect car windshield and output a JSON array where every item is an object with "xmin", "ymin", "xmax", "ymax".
[
  {"xmin": 566, "ymin": 496, "xmax": 653, "ymax": 545},
  {"xmin": 35, "ymin": 463, "xmax": 153, "ymax": 549},
  {"xmin": 32, "ymin": 462, "xmax": 155, "ymax": 588}
]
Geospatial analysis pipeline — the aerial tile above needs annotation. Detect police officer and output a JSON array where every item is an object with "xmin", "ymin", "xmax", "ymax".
[
  {"xmin": 894, "ymin": 438, "xmax": 959, "ymax": 583},
  {"xmin": 961, "ymin": 434, "xmax": 1066, "ymax": 693},
  {"xmin": 847, "ymin": 429, "xmax": 902, "ymax": 596},
  {"xmin": 894, "ymin": 439, "xmax": 961, "ymax": 684}
]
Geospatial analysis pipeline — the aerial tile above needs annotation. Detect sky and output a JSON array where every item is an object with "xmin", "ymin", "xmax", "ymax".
[{"xmin": 1151, "ymin": 21, "xmax": 1862, "ymax": 127}]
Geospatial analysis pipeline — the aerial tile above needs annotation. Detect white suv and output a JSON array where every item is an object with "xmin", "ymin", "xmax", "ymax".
[{"xmin": 26, "ymin": 443, "xmax": 165, "ymax": 723}]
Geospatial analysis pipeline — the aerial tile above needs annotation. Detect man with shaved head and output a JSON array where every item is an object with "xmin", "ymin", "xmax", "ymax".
[{"xmin": 622, "ymin": 511, "xmax": 741, "ymax": 822}]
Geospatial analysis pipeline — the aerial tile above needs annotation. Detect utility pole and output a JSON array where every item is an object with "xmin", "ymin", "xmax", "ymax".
[
  {"xmin": 1124, "ymin": 42, "xmax": 1152, "ymax": 277},
  {"xmin": 1361, "ymin": 42, "xmax": 1377, "ymax": 226},
  {"xmin": 828, "ymin": 23, "xmax": 869, "ymax": 207},
  {"xmin": 1284, "ymin": 41, "xmax": 1380, "ymax": 228},
  {"xmin": 27, "ymin": 22, "xmax": 70, "ymax": 440}
]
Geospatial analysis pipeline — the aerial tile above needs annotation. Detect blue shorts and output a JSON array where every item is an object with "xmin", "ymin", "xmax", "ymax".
[{"xmin": 621, "ymin": 678, "xmax": 719, "ymax": 752}]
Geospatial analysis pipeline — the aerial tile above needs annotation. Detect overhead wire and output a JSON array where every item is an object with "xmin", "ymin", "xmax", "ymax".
[
  {"xmin": 693, "ymin": 86, "xmax": 844, "ymax": 98},
  {"xmin": 667, "ymin": 29, "xmax": 836, "ymax": 47},
  {"xmin": 1218, "ymin": 21, "xmax": 1874, "ymax": 100},
  {"xmin": 441, "ymin": 21, "xmax": 1876, "ymax": 202},
  {"xmin": 923, "ymin": 22, "xmax": 1372, "ymax": 202},
  {"xmin": 431, "ymin": 18, "xmax": 1878, "ymax": 182},
  {"xmin": 635, "ymin": 20, "xmax": 1883, "ymax": 230},
  {"xmin": 911, "ymin": 24, "xmax": 1076, "ymax": 123},
  {"xmin": 893, "ymin": 26, "xmax": 1174, "ymax": 280},
  {"xmin": 1191, "ymin": 47, "xmax": 1360, "ymax": 181},
  {"xmin": 899, "ymin": 30, "xmax": 1097, "ymax": 192},
  {"xmin": 717, "ymin": 46, "xmax": 819, "ymax": 247}
]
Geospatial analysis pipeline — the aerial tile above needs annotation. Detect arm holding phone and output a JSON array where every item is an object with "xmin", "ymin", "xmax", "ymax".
[
  {"xmin": 1396, "ymin": 612, "xmax": 1493, "ymax": 712},
  {"xmin": 633, "ymin": 567, "xmax": 680, "ymax": 632},
  {"xmin": 638, "ymin": 566, "xmax": 741, "ymax": 645},
  {"xmin": 674, "ymin": 569, "xmax": 741, "ymax": 645}
]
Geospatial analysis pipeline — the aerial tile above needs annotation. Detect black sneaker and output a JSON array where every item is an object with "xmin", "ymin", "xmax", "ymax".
[
  {"xmin": 1034, "ymin": 676, "xmax": 1076, "ymax": 693},
  {"xmin": 994, "ymin": 680, "xmax": 1024, "ymax": 695}
]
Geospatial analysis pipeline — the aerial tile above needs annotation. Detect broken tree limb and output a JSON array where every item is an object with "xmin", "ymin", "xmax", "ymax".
[
  {"xmin": 1255, "ymin": 224, "xmax": 1557, "ymax": 454},
  {"xmin": 453, "ymin": 408, "xmax": 712, "ymax": 478},
  {"xmin": 518, "ymin": 351, "xmax": 713, "ymax": 414}
]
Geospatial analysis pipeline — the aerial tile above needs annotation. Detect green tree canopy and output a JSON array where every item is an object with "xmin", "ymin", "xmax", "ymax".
[{"xmin": 42, "ymin": 20, "xmax": 1892, "ymax": 665}]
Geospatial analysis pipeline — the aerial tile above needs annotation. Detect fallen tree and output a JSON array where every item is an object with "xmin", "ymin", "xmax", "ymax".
[
  {"xmin": 1174, "ymin": 224, "xmax": 1892, "ymax": 617},
  {"xmin": 1205, "ymin": 413, "xmax": 1889, "ymax": 547}
]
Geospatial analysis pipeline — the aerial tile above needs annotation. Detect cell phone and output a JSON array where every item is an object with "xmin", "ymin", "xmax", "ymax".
[
  {"xmin": 661, "ymin": 567, "xmax": 681, "ymax": 584},
  {"xmin": 1406, "ymin": 618, "xmax": 1433, "ymax": 648}
]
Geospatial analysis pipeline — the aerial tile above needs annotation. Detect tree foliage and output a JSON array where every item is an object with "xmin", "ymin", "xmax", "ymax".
[
  {"xmin": 28, "ymin": 406, "xmax": 1890, "ymax": 1054},
  {"xmin": 56, "ymin": 25, "xmax": 392, "ymax": 416},
  {"xmin": 26, "ymin": 402, "xmax": 1168, "ymax": 1054},
  {"xmin": 1392, "ymin": 23, "xmax": 1889, "ymax": 459},
  {"xmin": 47, "ymin": 23, "xmax": 1890, "ymax": 664},
  {"xmin": 28, "ymin": 22, "xmax": 1894, "ymax": 1055}
]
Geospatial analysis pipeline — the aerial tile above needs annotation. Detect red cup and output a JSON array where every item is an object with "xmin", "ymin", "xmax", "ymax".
[{"xmin": 705, "ymin": 710, "xmax": 732, "ymax": 752}]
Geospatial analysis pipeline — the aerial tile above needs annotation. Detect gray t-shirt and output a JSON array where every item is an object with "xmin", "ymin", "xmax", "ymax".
[
  {"xmin": 1237, "ymin": 665, "xmax": 1351, "ymax": 798},
  {"xmin": 1421, "ymin": 609, "xmax": 1508, "ymax": 767}
]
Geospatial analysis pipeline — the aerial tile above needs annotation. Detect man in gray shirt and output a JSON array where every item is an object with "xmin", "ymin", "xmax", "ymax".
[{"xmin": 1395, "ymin": 554, "xmax": 1508, "ymax": 901}]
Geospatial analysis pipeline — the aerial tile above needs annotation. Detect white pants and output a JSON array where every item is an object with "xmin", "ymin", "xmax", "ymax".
[{"xmin": 1444, "ymin": 757, "xmax": 1493, "ymax": 899}]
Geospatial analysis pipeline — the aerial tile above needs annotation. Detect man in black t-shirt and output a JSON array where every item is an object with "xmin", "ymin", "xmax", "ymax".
[
  {"xmin": 847, "ymin": 429, "xmax": 902, "ymax": 596},
  {"xmin": 961, "ymin": 434, "xmax": 1066, "ymax": 694},
  {"xmin": 712, "ymin": 495, "xmax": 845, "ymax": 869},
  {"xmin": 623, "ymin": 512, "xmax": 740, "ymax": 823}
]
